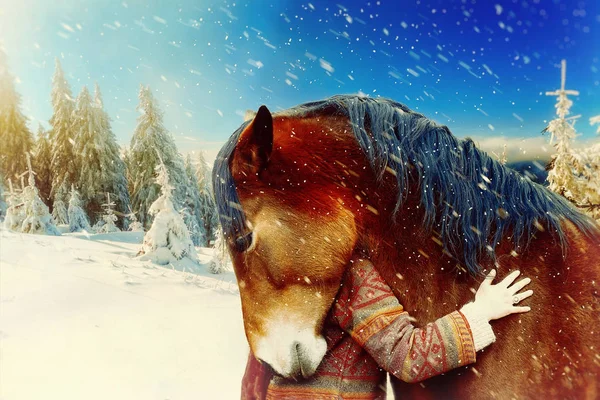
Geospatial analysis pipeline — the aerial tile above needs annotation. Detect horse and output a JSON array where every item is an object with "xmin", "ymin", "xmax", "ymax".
[{"xmin": 212, "ymin": 95, "xmax": 600, "ymax": 399}]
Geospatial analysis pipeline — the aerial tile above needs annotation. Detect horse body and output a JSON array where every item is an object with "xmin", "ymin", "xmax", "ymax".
[
  {"xmin": 362, "ymin": 196, "xmax": 600, "ymax": 399},
  {"xmin": 328, "ymin": 136, "xmax": 600, "ymax": 397},
  {"xmin": 214, "ymin": 95, "xmax": 600, "ymax": 398}
]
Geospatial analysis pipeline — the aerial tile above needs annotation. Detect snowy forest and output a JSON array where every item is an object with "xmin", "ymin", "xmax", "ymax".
[{"xmin": 0, "ymin": 50, "xmax": 232, "ymax": 270}]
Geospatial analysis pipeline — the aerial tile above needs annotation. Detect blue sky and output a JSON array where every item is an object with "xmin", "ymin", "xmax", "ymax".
[{"xmin": 0, "ymin": 0, "xmax": 598, "ymax": 160}]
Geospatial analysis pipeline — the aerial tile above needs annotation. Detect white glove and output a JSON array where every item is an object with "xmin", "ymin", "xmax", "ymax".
[{"xmin": 460, "ymin": 269, "xmax": 533, "ymax": 351}]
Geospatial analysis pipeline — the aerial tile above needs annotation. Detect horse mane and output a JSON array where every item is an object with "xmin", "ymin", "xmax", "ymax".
[
  {"xmin": 213, "ymin": 95, "xmax": 598, "ymax": 275},
  {"xmin": 213, "ymin": 120, "xmax": 251, "ymax": 241}
]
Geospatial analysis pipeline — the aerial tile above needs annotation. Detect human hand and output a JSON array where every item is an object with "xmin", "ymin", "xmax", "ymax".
[{"xmin": 471, "ymin": 269, "xmax": 533, "ymax": 321}]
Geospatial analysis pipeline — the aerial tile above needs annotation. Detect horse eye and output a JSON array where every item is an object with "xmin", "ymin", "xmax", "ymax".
[{"xmin": 234, "ymin": 231, "xmax": 254, "ymax": 253}]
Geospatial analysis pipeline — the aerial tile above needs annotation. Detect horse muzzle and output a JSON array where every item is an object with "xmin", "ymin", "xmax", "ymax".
[{"xmin": 253, "ymin": 322, "xmax": 327, "ymax": 379}]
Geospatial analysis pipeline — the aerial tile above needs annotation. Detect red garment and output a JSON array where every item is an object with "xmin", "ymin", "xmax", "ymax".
[
  {"xmin": 241, "ymin": 352, "xmax": 273, "ymax": 400},
  {"xmin": 241, "ymin": 258, "xmax": 476, "ymax": 400}
]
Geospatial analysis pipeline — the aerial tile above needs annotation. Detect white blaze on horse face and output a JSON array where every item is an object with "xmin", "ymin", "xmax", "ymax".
[
  {"xmin": 235, "ymin": 202, "xmax": 357, "ymax": 378},
  {"xmin": 253, "ymin": 314, "xmax": 327, "ymax": 378}
]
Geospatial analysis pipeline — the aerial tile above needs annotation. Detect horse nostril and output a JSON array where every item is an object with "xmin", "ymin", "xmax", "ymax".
[
  {"xmin": 292, "ymin": 342, "xmax": 310, "ymax": 378},
  {"xmin": 292, "ymin": 341, "xmax": 302, "ymax": 359}
]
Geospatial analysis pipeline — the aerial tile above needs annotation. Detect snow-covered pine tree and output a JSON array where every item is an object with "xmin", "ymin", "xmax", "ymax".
[
  {"xmin": 3, "ymin": 179, "xmax": 24, "ymax": 230},
  {"xmin": 195, "ymin": 151, "xmax": 210, "ymax": 194},
  {"xmin": 581, "ymin": 115, "xmax": 600, "ymax": 221},
  {"xmin": 92, "ymin": 83, "xmax": 131, "ymax": 226},
  {"xmin": 19, "ymin": 154, "xmax": 60, "ymax": 235},
  {"xmin": 70, "ymin": 84, "xmax": 131, "ymax": 227},
  {"xmin": 51, "ymin": 182, "xmax": 69, "ymax": 225},
  {"xmin": 49, "ymin": 58, "xmax": 77, "ymax": 202},
  {"xmin": 195, "ymin": 151, "xmax": 218, "ymax": 246},
  {"xmin": 68, "ymin": 185, "xmax": 91, "ymax": 232},
  {"xmin": 0, "ymin": 49, "xmax": 34, "ymax": 182},
  {"xmin": 97, "ymin": 192, "xmax": 120, "ymax": 233},
  {"xmin": 127, "ymin": 208, "xmax": 144, "ymax": 232},
  {"xmin": 123, "ymin": 147, "xmax": 133, "ymax": 196},
  {"xmin": 208, "ymin": 227, "xmax": 228, "ymax": 274},
  {"xmin": 71, "ymin": 86, "xmax": 99, "ymax": 217},
  {"xmin": 33, "ymin": 125, "xmax": 53, "ymax": 206},
  {"xmin": 138, "ymin": 158, "xmax": 198, "ymax": 265},
  {"xmin": 181, "ymin": 206, "xmax": 202, "ymax": 246},
  {"xmin": 545, "ymin": 60, "xmax": 584, "ymax": 198},
  {"xmin": 182, "ymin": 154, "xmax": 203, "ymax": 245},
  {"xmin": 545, "ymin": 60, "xmax": 600, "ymax": 221},
  {"xmin": 129, "ymin": 85, "xmax": 188, "ymax": 229},
  {"xmin": 52, "ymin": 184, "xmax": 69, "ymax": 225},
  {"xmin": 578, "ymin": 143, "xmax": 600, "ymax": 222}
]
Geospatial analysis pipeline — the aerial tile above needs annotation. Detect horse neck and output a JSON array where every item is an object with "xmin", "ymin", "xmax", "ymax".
[{"xmin": 355, "ymin": 183, "xmax": 463, "ymax": 315}]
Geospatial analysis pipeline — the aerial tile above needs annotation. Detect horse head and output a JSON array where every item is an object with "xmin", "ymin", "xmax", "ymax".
[{"xmin": 213, "ymin": 105, "xmax": 363, "ymax": 378}]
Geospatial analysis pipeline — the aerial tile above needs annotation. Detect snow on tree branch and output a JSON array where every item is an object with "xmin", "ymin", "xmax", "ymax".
[
  {"xmin": 18, "ymin": 153, "xmax": 60, "ymax": 235},
  {"xmin": 138, "ymin": 156, "xmax": 198, "ymax": 265},
  {"xmin": 545, "ymin": 61, "xmax": 600, "ymax": 222}
]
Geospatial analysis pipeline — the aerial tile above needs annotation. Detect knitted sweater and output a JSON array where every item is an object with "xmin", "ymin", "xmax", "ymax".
[{"xmin": 242, "ymin": 258, "xmax": 491, "ymax": 400}]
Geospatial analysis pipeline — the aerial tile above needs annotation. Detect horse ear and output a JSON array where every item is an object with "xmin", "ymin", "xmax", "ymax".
[{"xmin": 233, "ymin": 105, "xmax": 273, "ymax": 177}]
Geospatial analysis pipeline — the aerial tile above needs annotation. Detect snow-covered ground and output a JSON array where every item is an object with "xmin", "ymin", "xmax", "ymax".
[{"xmin": 0, "ymin": 228, "xmax": 248, "ymax": 400}]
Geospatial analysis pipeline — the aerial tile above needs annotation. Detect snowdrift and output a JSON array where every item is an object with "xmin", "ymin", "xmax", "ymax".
[{"xmin": 0, "ymin": 228, "xmax": 247, "ymax": 400}]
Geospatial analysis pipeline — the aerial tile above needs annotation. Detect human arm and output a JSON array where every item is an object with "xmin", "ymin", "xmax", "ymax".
[{"xmin": 333, "ymin": 258, "xmax": 532, "ymax": 383}]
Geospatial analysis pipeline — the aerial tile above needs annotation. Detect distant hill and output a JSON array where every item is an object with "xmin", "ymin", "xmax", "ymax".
[{"xmin": 507, "ymin": 160, "xmax": 549, "ymax": 184}]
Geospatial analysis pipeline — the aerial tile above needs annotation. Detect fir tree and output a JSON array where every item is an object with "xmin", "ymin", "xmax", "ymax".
[
  {"xmin": 127, "ymin": 208, "xmax": 144, "ymax": 232},
  {"xmin": 71, "ymin": 86, "xmax": 101, "ymax": 220},
  {"xmin": 97, "ymin": 192, "xmax": 120, "ymax": 233},
  {"xmin": 545, "ymin": 60, "xmax": 583, "ymax": 198},
  {"xmin": 129, "ymin": 85, "xmax": 187, "ymax": 229},
  {"xmin": 93, "ymin": 84, "xmax": 131, "ymax": 225},
  {"xmin": 123, "ymin": 147, "xmax": 133, "ymax": 196},
  {"xmin": 545, "ymin": 60, "xmax": 600, "ymax": 221},
  {"xmin": 49, "ymin": 58, "xmax": 77, "ymax": 201},
  {"xmin": 194, "ymin": 151, "xmax": 210, "ymax": 190},
  {"xmin": 578, "ymin": 142, "xmax": 600, "ymax": 222},
  {"xmin": 195, "ymin": 151, "xmax": 218, "ymax": 246},
  {"xmin": 68, "ymin": 185, "xmax": 91, "ymax": 232},
  {"xmin": 208, "ymin": 227, "xmax": 228, "ymax": 274},
  {"xmin": 71, "ymin": 85, "xmax": 95, "ymax": 195},
  {"xmin": 97, "ymin": 84, "xmax": 131, "ymax": 226},
  {"xmin": 579, "ymin": 115, "xmax": 600, "ymax": 221},
  {"xmin": 3, "ymin": 179, "xmax": 24, "ymax": 230},
  {"xmin": 138, "ymin": 158, "xmax": 198, "ymax": 264},
  {"xmin": 0, "ymin": 50, "xmax": 34, "ymax": 182},
  {"xmin": 19, "ymin": 154, "xmax": 60, "ymax": 235},
  {"xmin": 68, "ymin": 84, "xmax": 131, "ymax": 226},
  {"xmin": 181, "ymin": 206, "xmax": 202, "ymax": 246},
  {"xmin": 51, "ymin": 182, "xmax": 69, "ymax": 225},
  {"xmin": 33, "ymin": 125, "xmax": 53, "ymax": 206},
  {"xmin": 183, "ymin": 154, "xmax": 203, "ymax": 245}
]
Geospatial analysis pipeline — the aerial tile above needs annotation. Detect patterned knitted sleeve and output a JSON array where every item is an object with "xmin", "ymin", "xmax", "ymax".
[{"xmin": 333, "ymin": 258, "xmax": 477, "ymax": 383}]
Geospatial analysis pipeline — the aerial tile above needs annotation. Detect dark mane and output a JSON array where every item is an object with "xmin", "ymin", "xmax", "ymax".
[
  {"xmin": 213, "ymin": 120, "xmax": 251, "ymax": 241},
  {"xmin": 213, "ymin": 95, "xmax": 598, "ymax": 274}
]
